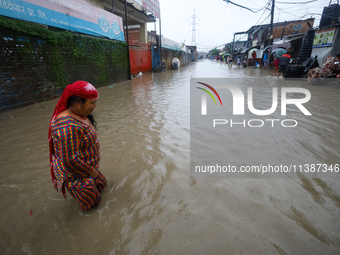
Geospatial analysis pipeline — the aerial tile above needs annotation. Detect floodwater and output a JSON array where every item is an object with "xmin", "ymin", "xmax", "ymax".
[{"xmin": 1, "ymin": 59, "xmax": 340, "ymax": 254}]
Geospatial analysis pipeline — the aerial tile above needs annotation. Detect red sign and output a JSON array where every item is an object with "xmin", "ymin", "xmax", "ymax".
[{"xmin": 142, "ymin": 0, "xmax": 160, "ymax": 18}]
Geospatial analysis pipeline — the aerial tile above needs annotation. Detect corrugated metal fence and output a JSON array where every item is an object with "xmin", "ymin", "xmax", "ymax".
[
  {"xmin": 129, "ymin": 40, "xmax": 152, "ymax": 76},
  {"xmin": 151, "ymin": 45, "xmax": 160, "ymax": 70}
]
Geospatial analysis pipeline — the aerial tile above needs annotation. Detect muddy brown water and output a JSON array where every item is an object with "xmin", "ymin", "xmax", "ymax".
[{"xmin": 0, "ymin": 60, "xmax": 340, "ymax": 254}]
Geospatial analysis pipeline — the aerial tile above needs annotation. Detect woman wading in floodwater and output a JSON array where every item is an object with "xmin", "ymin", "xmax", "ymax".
[{"xmin": 48, "ymin": 81, "xmax": 107, "ymax": 211}]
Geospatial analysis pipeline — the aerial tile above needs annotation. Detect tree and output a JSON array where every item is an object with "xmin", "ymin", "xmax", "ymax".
[
  {"xmin": 180, "ymin": 40, "xmax": 186, "ymax": 50},
  {"xmin": 209, "ymin": 48, "xmax": 221, "ymax": 56}
]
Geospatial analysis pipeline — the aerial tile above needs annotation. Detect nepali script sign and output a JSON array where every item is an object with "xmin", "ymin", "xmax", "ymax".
[
  {"xmin": 0, "ymin": 0, "xmax": 125, "ymax": 41},
  {"xmin": 142, "ymin": 0, "xmax": 159, "ymax": 18}
]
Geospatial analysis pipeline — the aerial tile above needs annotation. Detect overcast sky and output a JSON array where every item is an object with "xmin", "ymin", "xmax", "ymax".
[{"xmin": 147, "ymin": 0, "xmax": 338, "ymax": 52}]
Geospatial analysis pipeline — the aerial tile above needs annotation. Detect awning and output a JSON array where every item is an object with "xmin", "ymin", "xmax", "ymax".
[
  {"xmin": 104, "ymin": 0, "xmax": 156, "ymax": 25},
  {"xmin": 274, "ymin": 35, "xmax": 304, "ymax": 45},
  {"xmin": 263, "ymin": 45, "xmax": 273, "ymax": 52},
  {"xmin": 252, "ymin": 27, "xmax": 262, "ymax": 35},
  {"xmin": 240, "ymin": 48, "xmax": 249, "ymax": 54},
  {"xmin": 240, "ymin": 46, "xmax": 259, "ymax": 54}
]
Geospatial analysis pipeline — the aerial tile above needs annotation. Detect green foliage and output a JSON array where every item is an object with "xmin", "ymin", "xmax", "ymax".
[
  {"xmin": 0, "ymin": 16, "xmax": 128, "ymax": 90},
  {"xmin": 210, "ymin": 48, "xmax": 221, "ymax": 56},
  {"xmin": 180, "ymin": 40, "xmax": 186, "ymax": 49}
]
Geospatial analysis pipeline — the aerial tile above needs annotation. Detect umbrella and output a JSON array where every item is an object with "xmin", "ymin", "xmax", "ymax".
[
  {"xmin": 271, "ymin": 48, "xmax": 287, "ymax": 58},
  {"xmin": 219, "ymin": 52, "xmax": 226, "ymax": 55},
  {"xmin": 223, "ymin": 53, "xmax": 231, "ymax": 56}
]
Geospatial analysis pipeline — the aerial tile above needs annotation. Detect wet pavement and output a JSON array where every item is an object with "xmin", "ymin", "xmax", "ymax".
[{"xmin": 0, "ymin": 59, "xmax": 340, "ymax": 254}]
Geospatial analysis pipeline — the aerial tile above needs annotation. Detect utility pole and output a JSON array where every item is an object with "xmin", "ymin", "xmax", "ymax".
[
  {"xmin": 189, "ymin": 9, "xmax": 199, "ymax": 46},
  {"xmin": 268, "ymin": 0, "xmax": 275, "ymax": 45},
  {"xmin": 124, "ymin": 0, "xmax": 131, "ymax": 80},
  {"xmin": 232, "ymin": 33, "xmax": 235, "ymax": 56},
  {"xmin": 111, "ymin": 0, "xmax": 115, "ymax": 13},
  {"xmin": 159, "ymin": 13, "xmax": 162, "ymax": 65}
]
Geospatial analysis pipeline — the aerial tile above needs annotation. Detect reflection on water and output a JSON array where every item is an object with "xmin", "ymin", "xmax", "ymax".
[{"xmin": 0, "ymin": 60, "xmax": 339, "ymax": 254}]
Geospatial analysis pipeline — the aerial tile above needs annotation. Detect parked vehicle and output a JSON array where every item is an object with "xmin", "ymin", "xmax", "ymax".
[
  {"xmin": 284, "ymin": 56, "xmax": 319, "ymax": 78},
  {"xmin": 172, "ymin": 58, "xmax": 180, "ymax": 69}
]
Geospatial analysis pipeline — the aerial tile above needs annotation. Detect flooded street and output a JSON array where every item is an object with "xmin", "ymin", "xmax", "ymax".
[{"xmin": 1, "ymin": 59, "xmax": 340, "ymax": 254}]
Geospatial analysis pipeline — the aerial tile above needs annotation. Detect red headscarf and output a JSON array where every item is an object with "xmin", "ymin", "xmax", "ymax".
[{"xmin": 48, "ymin": 81, "xmax": 99, "ymax": 189}]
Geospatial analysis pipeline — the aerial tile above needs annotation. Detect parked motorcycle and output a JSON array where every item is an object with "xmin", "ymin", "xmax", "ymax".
[
  {"xmin": 172, "ymin": 58, "xmax": 180, "ymax": 69},
  {"xmin": 284, "ymin": 56, "xmax": 319, "ymax": 79}
]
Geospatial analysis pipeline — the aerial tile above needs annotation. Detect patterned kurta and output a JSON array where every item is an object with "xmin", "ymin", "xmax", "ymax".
[{"xmin": 51, "ymin": 116, "xmax": 107, "ymax": 211}]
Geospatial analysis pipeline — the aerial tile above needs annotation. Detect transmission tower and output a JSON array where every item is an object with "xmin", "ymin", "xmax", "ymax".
[{"xmin": 189, "ymin": 9, "xmax": 199, "ymax": 46}]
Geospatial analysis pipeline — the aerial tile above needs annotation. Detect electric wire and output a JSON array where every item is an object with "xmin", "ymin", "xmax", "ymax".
[
  {"xmin": 223, "ymin": 0, "xmax": 270, "ymax": 13},
  {"xmin": 173, "ymin": 0, "xmax": 336, "ymax": 51},
  {"xmin": 253, "ymin": 0, "xmax": 272, "ymax": 26},
  {"xmin": 276, "ymin": 0, "xmax": 318, "ymax": 4}
]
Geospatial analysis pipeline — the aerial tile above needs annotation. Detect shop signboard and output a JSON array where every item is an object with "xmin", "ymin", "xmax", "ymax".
[
  {"xmin": 313, "ymin": 27, "xmax": 335, "ymax": 48},
  {"xmin": 0, "ymin": 0, "xmax": 125, "ymax": 41},
  {"xmin": 142, "ymin": 0, "xmax": 160, "ymax": 18}
]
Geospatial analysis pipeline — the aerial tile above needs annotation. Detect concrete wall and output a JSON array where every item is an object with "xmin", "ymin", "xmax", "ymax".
[
  {"xmin": 162, "ymin": 37, "xmax": 183, "ymax": 51},
  {"xmin": 161, "ymin": 49, "xmax": 192, "ymax": 69},
  {"xmin": 125, "ymin": 28, "xmax": 140, "ymax": 41},
  {"xmin": 331, "ymin": 26, "xmax": 340, "ymax": 56},
  {"xmin": 84, "ymin": 0, "xmax": 104, "ymax": 9},
  {"xmin": 140, "ymin": 23, "xmax": 148, "ymax": 43},
  {"xmin": 0, "ymin": 17, "xmax": 128, "ymax": 112},
  {"xmin": 123, "ymin": 26, "xmax": 149, "ymax": 43}
]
